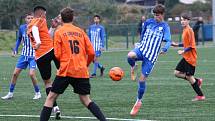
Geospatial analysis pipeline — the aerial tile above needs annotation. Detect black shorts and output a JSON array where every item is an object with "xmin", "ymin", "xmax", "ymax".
[
  {"xmin": 175, "ymin": 58, "xmax": 195, "ymax": 76},
  {"xmin": 36, "ymin": 49, "xmax": 60, "ymax": 80},
  {"xmin": 51, "ymin": 76, "xmax": 91, "ymax": 95}
]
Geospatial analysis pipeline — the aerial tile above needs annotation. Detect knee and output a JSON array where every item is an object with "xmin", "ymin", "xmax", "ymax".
[
  {"xmin": 174, "ymin": 70, "xmax": 179, "ymax": 77},
  {"xmin": 127, "ymin": 51, "xmax": 136, "ymax": 58},
  {"xmin": 28, "ymin": 72, "xmax": 35, "ymax": 78},
  {"xmin": 12, "ymin": 72, "xmax": 19, "ymax": 78},
  {"xmin": 79, "ymin": 95, "xmax": 91, "ymax": 107}
]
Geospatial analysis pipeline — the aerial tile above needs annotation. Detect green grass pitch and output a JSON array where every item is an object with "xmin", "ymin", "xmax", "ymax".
[{"xmin": 0, "ymin": 47, "xmax": 215, "ymax": 121}]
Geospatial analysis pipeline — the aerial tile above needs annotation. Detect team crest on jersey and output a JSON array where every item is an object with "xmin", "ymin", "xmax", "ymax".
[{"xmin": 158, "ymin": 27, "xmax": 163, "ymax": 31}]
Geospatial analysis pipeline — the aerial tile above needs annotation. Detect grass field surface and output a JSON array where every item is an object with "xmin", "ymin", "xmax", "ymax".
[{"xmin": 0, "ymin": 47, "xmax": 215, "ymax": 121}]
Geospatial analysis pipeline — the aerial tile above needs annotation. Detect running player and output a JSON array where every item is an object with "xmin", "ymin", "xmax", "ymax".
[
  {"xmin": 40, "ymin": 7, "xmax": 107, "ymax": 121},
  {"xmin": 27, "ymin": 6, "xmax": 61, "ymax": 119},
  {"xmin": 171, "ymin": 13, "xmax": 205, "ymax": 101},
  {"xmin": 127, "ymin": 4, "xmax": 172, "ymax": 116},
  {"xmin": 88, "ymin": 15, "xmax": 106, "ymax": 78},
  {"xmin": 1, "ymin": 13, "xmax": 41, "ymax": 100}
]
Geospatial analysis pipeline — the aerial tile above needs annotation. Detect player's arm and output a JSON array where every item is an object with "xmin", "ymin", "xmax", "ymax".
[
  {"xmin": 100, "ymin": 26, "xmax": 106, "ymax": 51},
  {"xmin": 160, "ymin": 25, "xmax": 171, "ymax": 54},
  {"xmin": 13, "ymin": 26, "xmax": 23, "ymax": 56},
  {"xmin": 53, "ymin": 31, "xmax": 62, "ymax": 60},
  {"xmin": 178, "ymin": 30, "xmax": 194, "ymax": 55},
  {"xmin": 84, "ymin": 31, "xmax": 95, "ymax": 66},
  {"xmin": 32, "ymin": 25, "xmax": 41, "ymax": 50}
]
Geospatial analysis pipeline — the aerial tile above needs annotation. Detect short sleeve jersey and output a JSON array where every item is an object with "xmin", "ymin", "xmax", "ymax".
[
  {"xmin": 27, "ymin": 17, "xmax": 53, "ymax": 59},
  {"xmin": 54, "ymin": 23, "xmax": 95, "ymax": 78},
  {"xmin": 182, "ymin": 26, "xmax": 197, "ymax": 66}
]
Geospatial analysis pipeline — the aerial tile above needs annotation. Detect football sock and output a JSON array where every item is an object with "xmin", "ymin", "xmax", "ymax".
[
  {"xmin": 137, "ymin": 81, "xmax": 146, "ymax": 100},
  {"xmin": 34, "ymin": 85, "xmax": 40, "ymax": 93},
  {"xmin": 87, "ymin": 102, "xmax": 107, "ymax": 121},
  {"xmin": 127, "ymin": 57, "xmax": 135, "ymax": 67},
  {"xmin": 46, "ymin": 87, "xmax": 58, "ymax": 107},
  {"xmin": 191, "ymin": 80, "xmax": 204, "ymax": 96},
  {"xmin": 9, "ymin": 83, "xmax": 15, "ymax": 93},
  {"xmin": 93, "ymin": 62, "xmax": 99, "ymax": 74},
  {"xmin": 98, "ymin": 63, "xmax": 103, "ymax": 69},
  {"xmin": 40, "ymin": 106, "xmax": 52, "ymax": 121}
]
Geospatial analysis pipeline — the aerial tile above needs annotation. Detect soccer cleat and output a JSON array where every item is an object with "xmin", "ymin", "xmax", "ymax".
[
  {"xmin": 100, "ymin": 67, "xmax": 105, "ymax": 76},
  {"xmin": 192, "ymin": 95, "xmax": 205, "ymax": 101},
  {"xmin": 53, "ymin": 106, "xmax": 61, "ymax": 120},
  {"xmin": 33, "ymin": 92, "xmax": 41, "ymax": 100},
  {"xmin": 130, "ymin": 100, "xmax": 142, "ymax": 116},
  {"xmin": 1, "ymin": 92, "xmax": 13, "ymax": 100},
  {"xmin": 197, "ymin": 78, "xmax": 203, "ymax": 88},
  {"xmin": 90, "ymin": 73, "xmax": 96, "ymax": 78},
  {"xmin": 130, "ymin": 64, "xmax": 138, "ymax": 81}
]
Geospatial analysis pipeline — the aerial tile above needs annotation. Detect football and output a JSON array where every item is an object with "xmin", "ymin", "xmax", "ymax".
[{"xmin": 109, "ymin": 67, "xmax": 124, "ymax": 81}]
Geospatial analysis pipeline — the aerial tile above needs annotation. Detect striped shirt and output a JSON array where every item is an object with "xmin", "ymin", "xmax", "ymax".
[
  {"xmin": 14, "ymin": 24, "xmax": 34, "ymax": 57},
  {"xmin": 88, "ymin": 24, "xmax": 106, "ymax": 51},
  {"xmin": 138, "ymin": 18, "xmax": 171, "ymax": 63}
]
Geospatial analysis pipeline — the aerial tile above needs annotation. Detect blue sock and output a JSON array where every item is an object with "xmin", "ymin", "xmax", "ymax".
[
  {"xmin": 93, "ymin": 62, "xmax": 98, "ymax": 75},
  {"xmin": 34, "ymin": 85, "xmax": 40, "ymax": 93},
  {"xmin": 127, "ymin": 57, "xmax": 135, "ymax": 67},
  {"xmin": 137, "ymin": 81, "xmax": 146, "ymax": 100},
  {"xmin": 9, "ymin": 83, "xmax": 15, "ymax": 93},
  {"xmin": 98, "ymin": 63, "xmax": 103, "ymax": 69}
]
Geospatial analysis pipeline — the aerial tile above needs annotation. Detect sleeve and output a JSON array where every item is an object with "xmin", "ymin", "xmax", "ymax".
[
  {"xmin": 162, "ymin": 25, "xmax": 171, "ymax": 52},
  {"xmin": 14, "ymin": 26, "xmax": 22, "ymax": 53},
  {"xmin": 87, "ymin": 26, "xmax": 91, "ymax": 41},
  {"xmin": 53, "ymin": 31, "xmax": 62, "ymax": 60},
  {"xmin": 188, "ymin": 29, "xmax": 196, "ymax": 49},
  {"xmin": 83, "ymin": 31, "xmax": 95, "ymax": 66},
  {"xmin": 100, "ymin": 26, "xmax": 106, "ymax": 48},
  {"xmin": 32, "ymin": 26, "xmax": 41, "ymax": 44},
  {"xmin": 140, "ymin": 21, "xmax": 147, "ymax": 42}
]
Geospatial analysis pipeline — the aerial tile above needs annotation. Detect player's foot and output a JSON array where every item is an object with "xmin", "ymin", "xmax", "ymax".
[
  {"xmin": 33, "ymin": 92, "xmax": 41, "ymax": 100},
  {"xmin": 100, "ymin": 67, "xmax": 105, "ymax": 76},
  {"xmin": 90, "ymin": 73, "xmax": 96, "ymax": 78},
  {"xmin": 130, "ymin": 100, "xmax": 142, "ymax": 116},
  {"xmin": 197, "ymin": 78, "xmax": 203, "ymax": 88},
  {"xmin": 1, "ymin": 92, "xmax": 13, "ymax": 100},
  {"xmin": 53, "ymin": 106, "xmax": 61, "ymax": 120},
  {"xmin": 130, "ymin": 64, "xmax": 137, "ymax": 81},
  {"xmin": 192, "ymin": 95, "xmax": 205, "ymax": 101}
]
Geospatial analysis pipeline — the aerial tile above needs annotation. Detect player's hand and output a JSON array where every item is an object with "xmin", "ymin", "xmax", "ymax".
[
  {"xmin": 177, "ymin": 50, "xmax": 184, "ymax": 55},
  {"xmin": 100, "ymin": 48, "xmax": 105, "ymax": 51},
  {"xmin": 34, "ymin": 43, "xmax": 41, "ymax": 50},
  {"xmin": 160, "ymin": 51, "xmax": 166, "ymax": 55},
  {"xmin": 11, "ymin": 51, "xmax": 17, "ymax": 57},
  {"xmin": 171, "ymin": 41, "xmax": 178, "ymax": 47}
]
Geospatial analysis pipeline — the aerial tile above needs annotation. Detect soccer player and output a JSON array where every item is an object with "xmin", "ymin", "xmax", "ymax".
[
  {"xmin": 49, "ymin": 14, "xmax": 62, "ymax": 39},
  {"xmin": 40, "ymin": 7, "xmax": 107, "ymax": 121},
  {"xmin": 1, "ymin": 13, "xmax": 41, "ymax": 100},
  {"xmin": 88, "ymin": 15, "xmax": 106, "ymax": 78},
  {"xmin": 27, "ymin": 6, "xmax": 61, "ymax": 119},
  {"xmin": 171, "ymin": 13, "xmax": 205, "ymax": 101},
  {"xmin": 127, "ymin": 4, "xmax": 171, "ymax": 116}
]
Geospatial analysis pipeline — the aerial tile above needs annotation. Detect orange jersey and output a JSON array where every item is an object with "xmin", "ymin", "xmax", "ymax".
[
  {"xmin": 182, "ymin": 26, "xmax": 197, "ymax": 66},
  {"xmin": 54, "ymin": 23, "xmax": 95, "ymax": 78},
  {"xmin": 27, "ymin": 17, "xmax": 53, "ymax": 59}
]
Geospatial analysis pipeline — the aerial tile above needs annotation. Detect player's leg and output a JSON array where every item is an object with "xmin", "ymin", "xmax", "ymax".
[
  {"xmin": 72, "ymin": 77, "xmax": 106, "ymax": 121},
  {"xmin": 36, "ymin": 52, "xmax": 61, "ymax": 119},
  {"xmin": 130, "ymin": 58, "xmax": 153, "ymax": 116},
  {"xmin": 96, "ymin": 51, "xmax": 105, "ymax": 76},
  {"xmin": 40, "ymin": 76, "xmax": 68, "ymax": 121},
  {"xmin": 28, "ymin": 57, "xmax": 41, "ymax": 99},
  {"xmin": 1, "ymin": 56, "xmax": 27, "ymax": 100},
  {"xmin": 1, "ymin": 68, "xmax": 22, "ymax": 99},
  {"xmin": 91, "ymin": 56, "xmax": 98, "ymax": 78},
  {"xmin": 127, "ymin": 48, "xmax": 141, "ymax": 81}
]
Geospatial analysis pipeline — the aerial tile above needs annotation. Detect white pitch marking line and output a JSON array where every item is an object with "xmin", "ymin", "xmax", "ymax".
[{"xmin": 0, "ymin": 114, "xmax": 156, "ymax": 121}]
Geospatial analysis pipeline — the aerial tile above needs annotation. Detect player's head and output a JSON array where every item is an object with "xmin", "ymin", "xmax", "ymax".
[
  {"xmin": 93, "ymin": 14, "xmax": 101, "ymax": 24},
  {"xmin": 60, "ymin": 7, "xmax": 74, "ymax": 23},
  {"xmin": 152, "ymin": 4, "xmax": 165, "ymax": 22},
  {"xmin": 24, "ymin": 12, "xmax": 33, "ymax": 24},
  {"xmin": 33, "ymin": 6, "xmax": 46, "ymax": 18},
  {"xmin": 181, "ymin": 13, "xmax": 191, "ymax": 27}
]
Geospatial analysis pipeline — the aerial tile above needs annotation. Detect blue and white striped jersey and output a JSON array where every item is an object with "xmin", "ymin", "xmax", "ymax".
[
  {"xmin": 88, "ymin": 24, "xmax": 106, "ymax": 51},
  {"xmin": 14, "ymin": 24, "xmax": 35, "ymax": 57},
  {"xmin": 138, "ymin": 18, "xmax": 171, "ymax": 63}
]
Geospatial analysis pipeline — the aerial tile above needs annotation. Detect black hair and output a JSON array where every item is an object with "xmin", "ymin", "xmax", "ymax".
[
  {"xmin": 181, "ymin": 13, "xmax": 191, "ymax": 20},
  {"xmin": 60, "ymin": 7, "xmax": 74, "ymax": 23},
  {"xmin": 33, "ymin": 6, "xmax": 46, "ymax": 12},
  {"xmin": 93, "ymin": 14, "xmax": 101, "ymax": 19}
]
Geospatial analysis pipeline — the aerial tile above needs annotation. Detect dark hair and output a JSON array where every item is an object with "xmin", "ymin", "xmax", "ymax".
[
  {"xmin": 153, "ymin": 4, "xmax": 165, "ymax": 14},
  {"xmin": 24, "ymin": 12, "xmax": 33, "ymax": 18},
  {"xmin": 33, "ymin": 6, "xmax": 46, "ymax": 12},
  {"xmin": 93, "ymin": 14, "xmax": 101, "ymax": 19},
  {"xmin": 60, "ymin": 7, "xmax": 74, "ymax": 23},
  {"xmin": 181, "ymin": 13, "xmax": 191, "ymax": 20}
]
